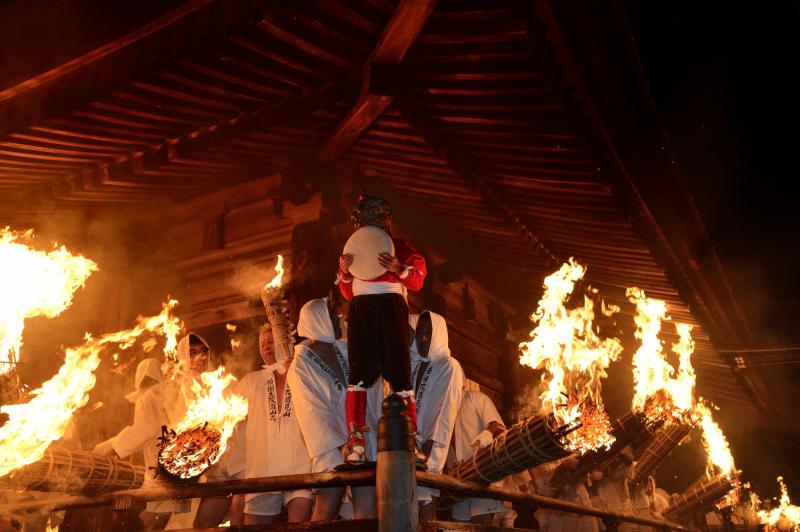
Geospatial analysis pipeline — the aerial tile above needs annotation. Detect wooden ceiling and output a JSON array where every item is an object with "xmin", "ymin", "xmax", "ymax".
[{"xmin": 0, "ymin": 0, "xmax": 775, "ymax": 425}]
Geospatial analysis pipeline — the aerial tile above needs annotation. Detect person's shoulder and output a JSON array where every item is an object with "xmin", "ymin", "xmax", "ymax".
[
  {"xmin": 238, "ymin": 369, "xmax": 266, "ymax": 388},
  {"xmin": 433, "ymin": 355, "xmax": 462, "ymax": 371}
]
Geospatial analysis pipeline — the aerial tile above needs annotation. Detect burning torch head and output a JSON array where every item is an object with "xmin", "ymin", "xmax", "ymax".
[{"xmin": 351, "ymin": 190, "xmax": 392, "ymax": 232}]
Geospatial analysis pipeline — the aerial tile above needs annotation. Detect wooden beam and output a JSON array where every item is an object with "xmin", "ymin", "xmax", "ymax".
[
  {"xmin": 0, "ymin": 81, "xmax": 349, "ymax": 215},
  {"xmin": 0, "ymin": 470, "xmax": 376, "ymax": 514},
  {"xmin": 314, "ymin": 0, "xmax": 438, "ymax": 163},
  {"xmin": 392, "ymin": 97, "xmax": 561, "ymax": 269},
  {"xmin": 0, "ymin": 0, "xmax": 265, "ymax": 135},
  {"xmin": 417, "ymin": 472, "xmax": 696, "ymax": 531}
]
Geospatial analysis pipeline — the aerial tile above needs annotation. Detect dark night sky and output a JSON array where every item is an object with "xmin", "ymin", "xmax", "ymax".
[
  {"xmin": 624, "ymin": 0, "xmax": 800, "ymax": 497},
  {"xmin": 625, "ymin": 0, "xmax": 800, "ymax": 348}
]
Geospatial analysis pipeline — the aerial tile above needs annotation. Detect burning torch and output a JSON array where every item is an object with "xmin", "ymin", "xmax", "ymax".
[
  {"xmin": 549, "ymin": 410, "xmax": 662, "ymax": 492},
  {"xmin": 261, "ymin": 255, "xmax": 294, "ymax": 373},
  {"xmin": 632, "ymin": 421, "xmax": 694, "ymax": 486},
  {"xmin": 664, "ymin": 471, "xmax": 741, "ymax": 520},
  {"xmin": 449, "ymin": 414, "xmax": 578, "ymax": 484}
]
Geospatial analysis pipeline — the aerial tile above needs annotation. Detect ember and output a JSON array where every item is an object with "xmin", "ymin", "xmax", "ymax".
[
  {"xmin": 157, "ymin": 366, "xmax": 247, "ymax": 481},
  {"xmin": 158, "ymin": 423, "xmax": 222, "ymax": 481}
]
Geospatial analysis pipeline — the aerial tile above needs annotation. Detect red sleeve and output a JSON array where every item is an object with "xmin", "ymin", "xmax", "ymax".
[
  {"xmin": 336, "ymin": 269, "xmax": 354, "ymax": 301},
  {"xmin": 394, "ymin": 239, "xmax": 427, "ymax": 292}
]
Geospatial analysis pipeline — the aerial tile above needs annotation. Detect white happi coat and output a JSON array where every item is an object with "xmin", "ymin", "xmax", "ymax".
[
  {"xmin": 452, "ymin": 390, "xmax": 503, "ymax": 463},
  {"xmin": 112, "ymin": 334, "xmax": 210, "ymax": 514},
  {"xmin": 409, "ymin": 312, "xmax": 464, "ymax": 476},
  {"xmin": 287, "ymin": 298, "xmax": 383, "ymax": 468},
  {"xmin": 288, "ymin": 340, "xmax": 383, "ymax": 467},
  {"xmin": 232, "ymin": 367, "xmax": 312, "ymax": 502},
  {"xmin": 111, "ymin": 334, "xmax": 209, "ymax": 479},
  {"xmin": 449, "ymin": 389, "xmax": 507, "ymax": 519},
  {"xmin": 592, "ymin": 461, "xmax": 635, "ymax": 532}
]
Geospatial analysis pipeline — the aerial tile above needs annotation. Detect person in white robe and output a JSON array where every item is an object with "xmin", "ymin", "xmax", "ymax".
[
  {"xmin": 230, "ymin": 324, "xmax": 313, "ymax": 524},
  {"xmin": 448, "ymin": 379, "xmax": 506, "ymax": 524},
  {"xmin": 287, "ymin": 298, "xmax": 382, "ymax": 521},
  {"xmin": 589, "ymin": 447, "xmax": 636, "ymax": 532},
  {"xmin": 530, "ymin": 456, "xmax": 599, "ymax": 532},
  {"xmin": 193, "ymin": 420, "xmax": 247, "ymax": 528},
  {"xmin": 93, "ymin": 334, "xmax": 210, "ymax": 531},
  {"xmin": 409, "ymin": 310, "xmax": 464, "ymax": 519}
]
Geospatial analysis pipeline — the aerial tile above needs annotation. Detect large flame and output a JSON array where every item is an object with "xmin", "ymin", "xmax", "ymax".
[
  {"xmin": 0, "ymin": 228, "xmax": 97, "ymax": 374},
  {"xmin": 519, "ymin": 259, "xmax": 623, "ymax": 452},
  {"xmin": 695, "ymin": 402, "xmax": 736, "ymax": 478},
  {"xmin": 264, "ymin": 255, "xmax": 285, "ymax": 291},
  {"xmin": 757, "ymin": 477, "xmax": 800, "ymax": 529},
  {"xmin": 159, "ymin": 366, "xmax": 247, "ymax": 479},
  {"xmin": 0, "ymin": 300, "xmax": 181, "ymax": 478},
  {"xmin": 627, "ymin": 287, "xmax": 697, "ymax": 423}
]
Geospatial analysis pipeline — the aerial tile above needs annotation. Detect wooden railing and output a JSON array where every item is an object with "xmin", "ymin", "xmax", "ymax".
[{"xmin": 0, "ymin": 396, "xmax": 698, "ymax": 532}]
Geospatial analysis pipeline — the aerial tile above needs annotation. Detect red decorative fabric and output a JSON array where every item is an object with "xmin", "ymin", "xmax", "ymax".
[{"xmin": 337, "ymin": 238, "xmax": 427, "ymax": 301}]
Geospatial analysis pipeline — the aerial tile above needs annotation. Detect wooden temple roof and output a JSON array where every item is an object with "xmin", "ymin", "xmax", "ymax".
[{"xmin": 0, "ymin": 0, "xmax": 773, "ymax": 427}]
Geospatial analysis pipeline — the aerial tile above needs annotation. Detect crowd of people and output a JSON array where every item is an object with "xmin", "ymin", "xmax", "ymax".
[{"xmin": 91, "ymin": 193, "xmax": 758, "ymax": 531}]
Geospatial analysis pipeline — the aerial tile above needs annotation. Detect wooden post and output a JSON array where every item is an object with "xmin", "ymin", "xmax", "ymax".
[
  {"xmin": 376, "ymin": 394, "xmax": 418, "ymax": 532},
  {"xmin": 602, "ymin": 516, "xmax": 621, "ymax": 531},
  {"xmin": 110, "ymin": 495, "xmax": 134, "ymax": 532}
]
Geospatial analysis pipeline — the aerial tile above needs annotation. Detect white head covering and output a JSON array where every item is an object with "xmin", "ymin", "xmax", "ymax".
[
  {"xmin": 409, "ymin": 310, "xmax": 450, "ymax": 360},
  {"xmin": 175, "ymin": 332, "xmax": 210, "ymax": 376},
  {"xmin": 125, "ymin": 358, "xmax": 163, "ymax": 402},
  {"xmin": 298, "ymin": 298, "xmax": 336, "ymax": 343},
  {"xmin": 463, "ymin": 378, "xmax": 481, "ymax": 392}
]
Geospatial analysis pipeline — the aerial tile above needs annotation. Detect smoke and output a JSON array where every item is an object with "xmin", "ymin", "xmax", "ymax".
[
  {"xmin": 227, "ymin": 259, "xmax": 284, "ymax": 302},
  {"xmin": 514, "ymin": 381, "xmax": 548, "ymax": 421}
]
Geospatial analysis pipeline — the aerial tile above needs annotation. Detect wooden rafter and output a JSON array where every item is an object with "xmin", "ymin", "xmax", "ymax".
[
  {"xmin": 314, "ymin": 0, "xmax": 438, "ymax": 164},
  {"xmin": 391, "ymin": 96, "xmax": 561, "ymax": 270},
  {"xmin": 0, "ymin": 0, "xmax": 268, "ymax": 135},
  {"xmin": 0, "ymin": 81, "xmax": 349, "ymax": 213}
]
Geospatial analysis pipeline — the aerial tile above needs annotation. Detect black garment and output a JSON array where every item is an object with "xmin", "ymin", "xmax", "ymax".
[{"xmin": 347, "ymin": 293, "xmax": 411, "ymax": 391}]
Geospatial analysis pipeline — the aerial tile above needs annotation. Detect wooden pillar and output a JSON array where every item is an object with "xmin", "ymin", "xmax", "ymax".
[
  {"xmin": 602, "ymin": 515, "xmax": 620, "ymax": 531},
  {"xmin": 376, "ymin": 394, "xmax": 418, "ymax": 532},
  {"xmin": 287, "ymin": 161, "xmax": 354, "ymax": 323},
  {"xmin": 288, "ymin": 220, "xmax": 338, "ymax": 322},
  {"xmin": 488, "ymin": 300, "xmax": 521, "ymax": 422}
]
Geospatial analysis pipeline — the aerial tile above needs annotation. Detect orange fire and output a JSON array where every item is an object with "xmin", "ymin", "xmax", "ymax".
[
  {"xmin": 627, "ymin": 287, "xmax": 697, "ymax": 423},
  {"xmin": 160, "ymin": 366, "xmax": 247, "ymax": 479},
  {"xmin": 757, "ymin": 477, "xmax": 800, "ymax": 529},
  {"xmin": 264, "ymin": 254, "xmax": 285, "ymax": 291},
  {"xmin": 695, "ymin": 402, "xmax": 736, "ymax": 478},
  {"xmin": 0, "ymin": 300, "xmax": 181, "ymax": 478},
  {"xmin": 0, "ymin": 228, "xmax": 97, "ymax": 374},
  {"xmin": 519, "ymin": 259, "xmax": 623, "ymax": 452}
]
